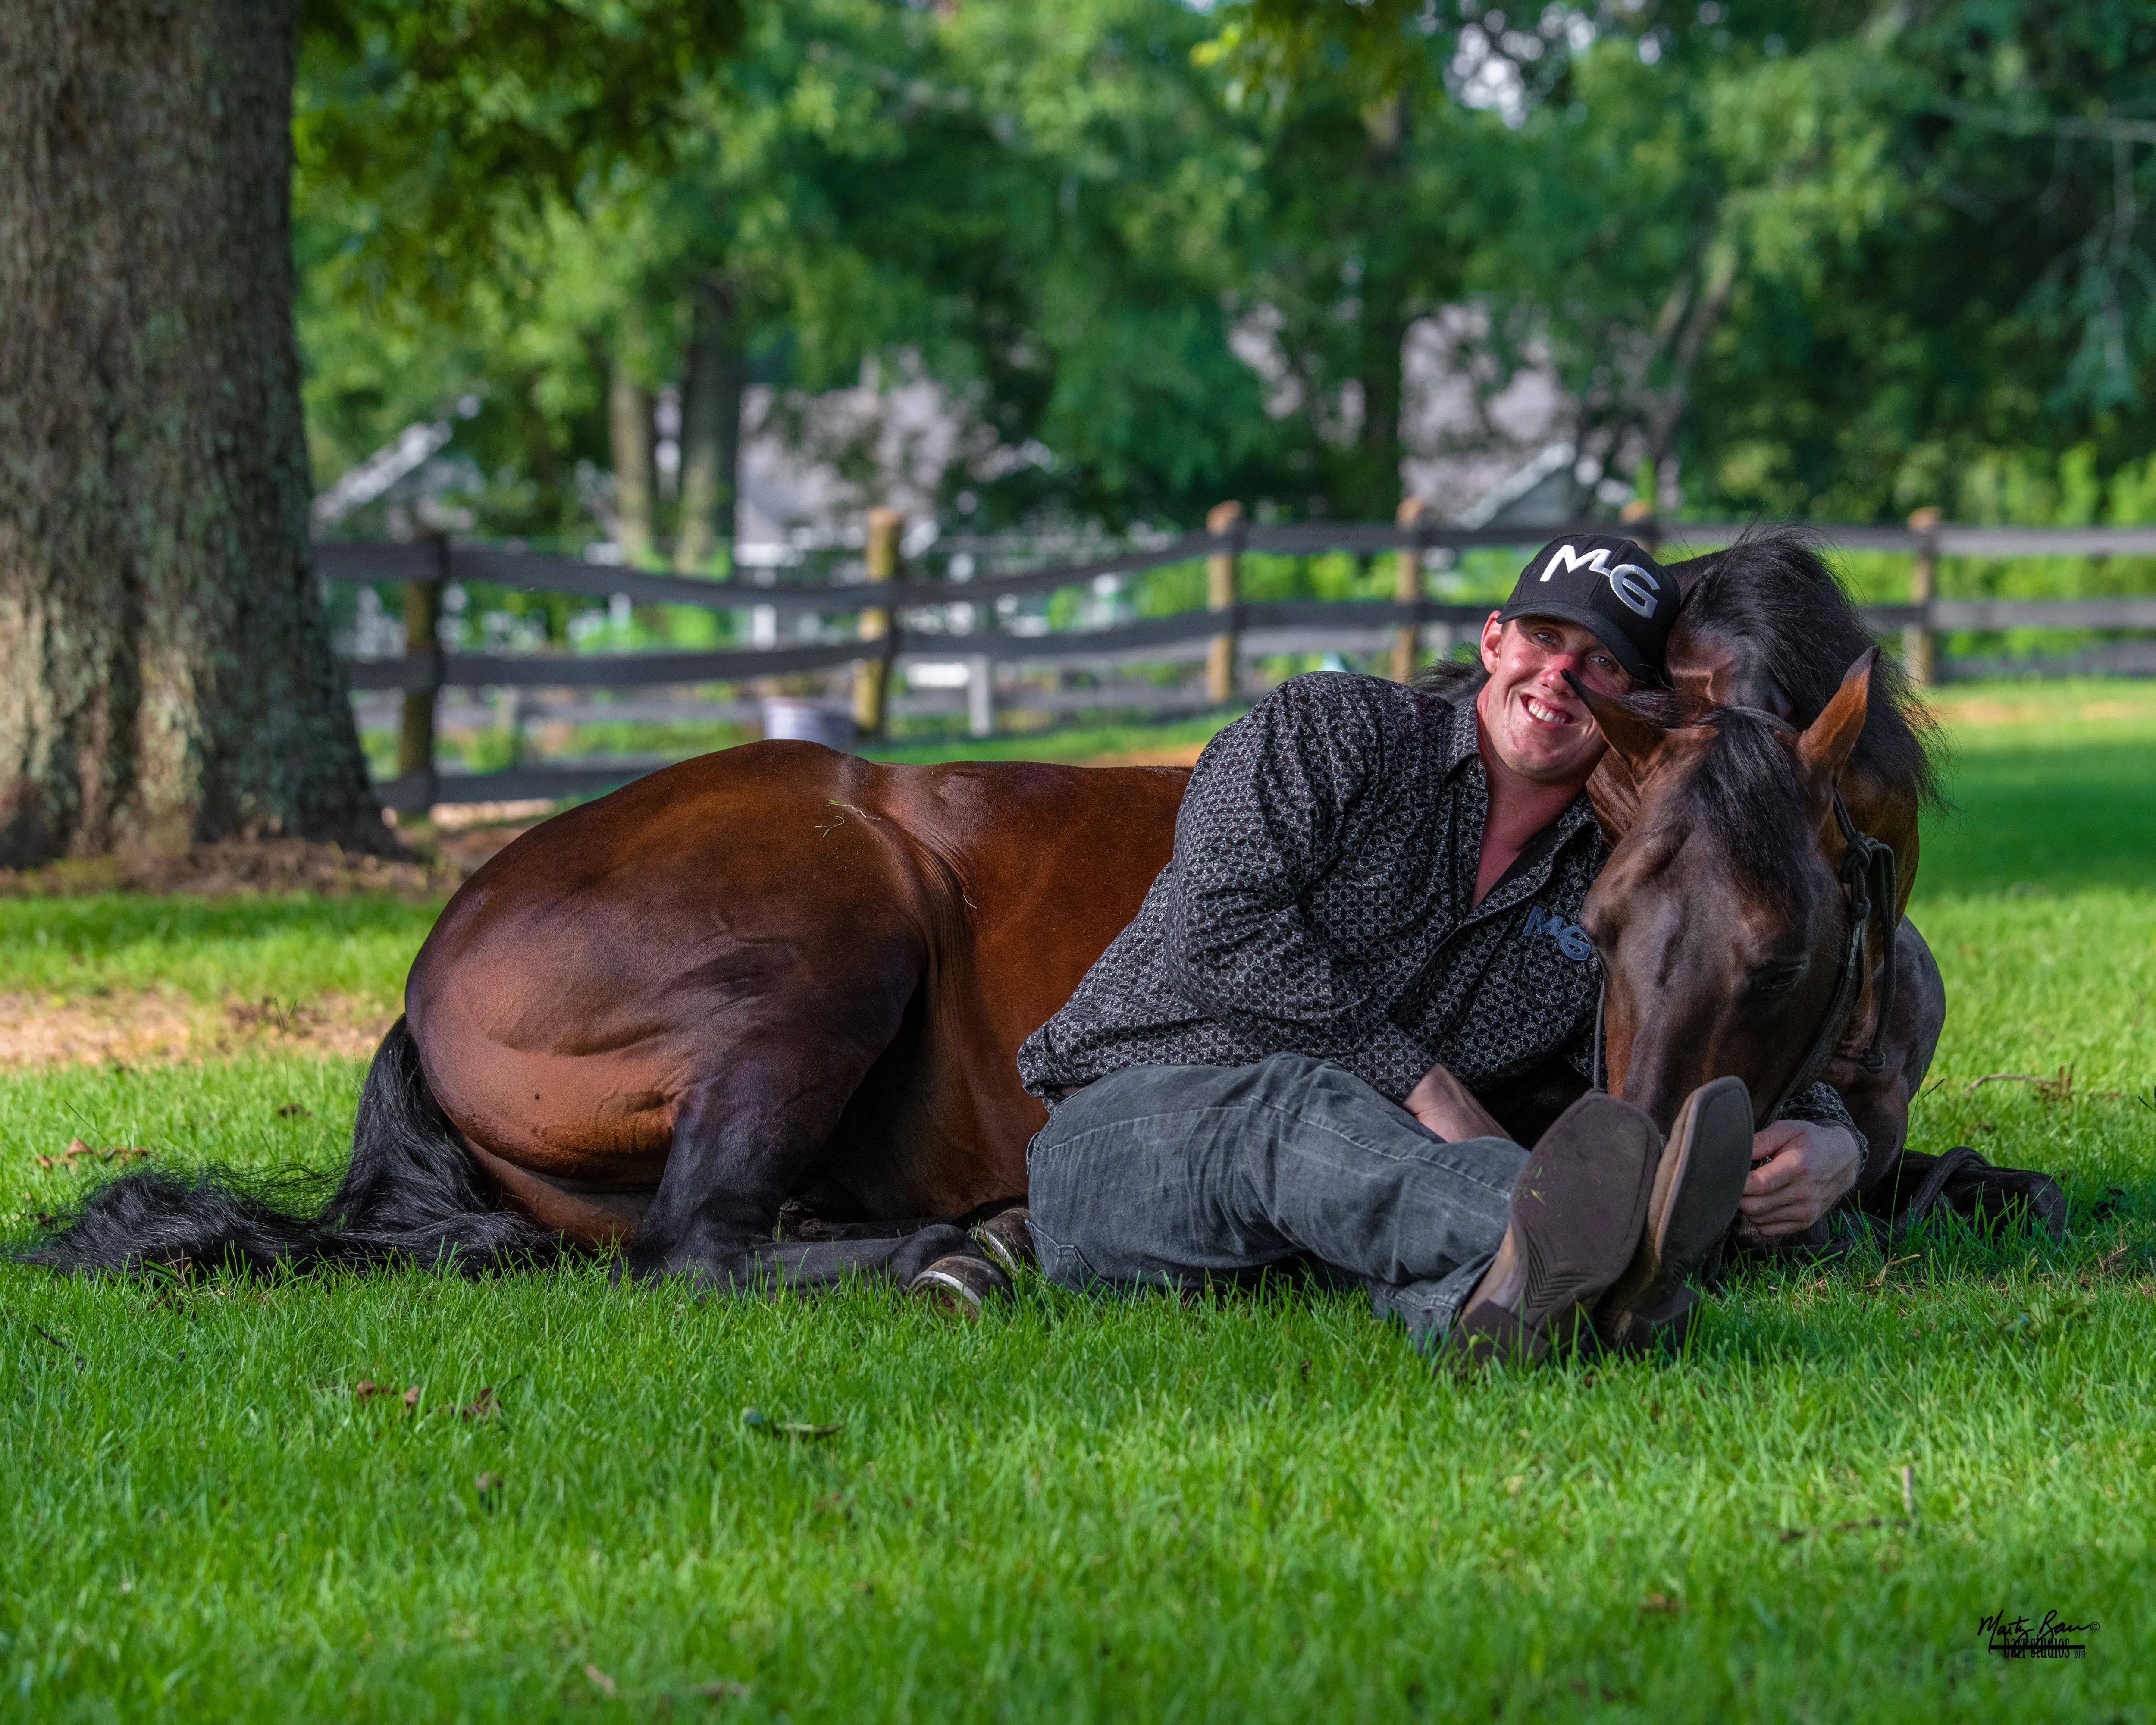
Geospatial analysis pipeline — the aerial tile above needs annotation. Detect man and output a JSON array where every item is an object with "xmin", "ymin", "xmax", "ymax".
[{"xmin": 1013, "ymin": 534, "xmax": 1865, "ymax": 1364}]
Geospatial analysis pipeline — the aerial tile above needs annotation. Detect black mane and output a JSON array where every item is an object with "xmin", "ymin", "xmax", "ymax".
[
  {"xmin": 1646, "ymin": 696, "xmax": 1817, "ymax": 894},
  {"xmin": 1663, "ymin": 525, "xmax": 1944, "ymax": 811}
]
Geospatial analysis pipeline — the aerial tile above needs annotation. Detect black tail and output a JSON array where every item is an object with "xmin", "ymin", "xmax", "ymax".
[{"xmin": 19, "ymin": 1016, "xmax": 562, "ymax": 1278}]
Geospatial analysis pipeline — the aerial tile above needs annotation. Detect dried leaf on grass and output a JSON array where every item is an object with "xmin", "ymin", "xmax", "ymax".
[
  {"xmin": 33, "ymin": 1138, "xmax": 150, "ymax": 1170},
  {"xmin": 1965, "ymin": 1065, "xmax": 2075, "ymax": 1104},
  {"xmin": 697, "ymin": 1679, "xmax": 752, "ymax": 1700},
  {"xmin": 584, "ymin": 1664, "xmax": 617, "ymax": 1697},
  {"xmin": 461, "ymin": 1386, "xmax": 500, "ymax": 1422},
  {"xmin": 741, "ymin": 1406, "xmax": 842, "ymax": 1440},
  {"xmin": 1639, "ymin": 1593, "xmax": 1685, "ymax": 1615},
  {"xmin": 1780, "ymin": 1517, "xmax": 1911, "ymax": 1541},
  {"xmin": 474, "ymin": 1473, "xmax": 503, "ymax": 1508}
]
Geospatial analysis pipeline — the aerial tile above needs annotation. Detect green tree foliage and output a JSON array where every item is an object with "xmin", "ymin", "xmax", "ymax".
[
  {"xmin": 296, "ymin": 0, "xmax": 743, "ymax": 302},
  {"xmin": 1684, "ymin": 1, "xmax": 2156, "ymax": 518},
  {"xmin": 300, "ymin": 0, "xmax": 2156, "ymax": 542},
  {"xmin": 1413, "ymin": 0, "xmax": 2156, "ymax": 520},
  {"xmin": 294, "ymin": 0, "xmax": 749, "ymax": 541},
  {"xmin": 298, "ymin": 0, "xmax": 1295, "ymax": 536}
]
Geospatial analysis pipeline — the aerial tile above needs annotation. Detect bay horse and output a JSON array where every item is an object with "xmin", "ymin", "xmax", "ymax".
[
  {"xmin": 28, "ymin": 529, "xmax": 1943, "ymax": 1288},
  {"xmin": 1628, "ymin": 530, "xmax": 1944, "ymax": 1178}
]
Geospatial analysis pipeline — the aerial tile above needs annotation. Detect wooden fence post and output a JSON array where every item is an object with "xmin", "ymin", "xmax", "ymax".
[
  {"xmin": 1205, "ymin": 499, "xmax": 1243, "ymax": 705},
  {"xmin": 1617, "ymin": 497, "xmax": 1665, "ymax": 558},
  {"xmin": 853, "ymin": 506, "xmax": 903, "ymax": 737},
  {"xmin": 1389, "ymin": 496, "xmax": 1429, "ymax": 683},
  {"xmin": 1905, "ymin": 506, "xmax": 1941, "ymax": 686},
  {"xmin": 395, "ymin": 535, "xmax": 448, "ymax": 812}
]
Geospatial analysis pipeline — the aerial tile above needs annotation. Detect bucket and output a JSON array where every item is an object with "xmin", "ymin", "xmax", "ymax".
[{"xmin": 760, "ymin": 698, "xmax": 857, "ymax": 751}]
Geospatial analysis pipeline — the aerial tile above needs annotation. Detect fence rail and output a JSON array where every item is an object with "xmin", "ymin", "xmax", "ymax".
[
  {"xmin": 320, "ymin": 515, "xmax": 2156, "ymax": 810},
  {"xmin": 317, "ymin": 520, "xmax": 2156, "ymax": 616}
]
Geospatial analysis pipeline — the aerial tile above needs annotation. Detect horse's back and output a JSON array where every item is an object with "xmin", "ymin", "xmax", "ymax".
[{"xmin": 406, "ymin": 743, "xmax": 1186, "ymax": 1197}]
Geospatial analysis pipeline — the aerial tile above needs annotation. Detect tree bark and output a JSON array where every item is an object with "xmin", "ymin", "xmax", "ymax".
[
  {"xmin": 675, "ymin": 274, "xmax": 745, "ymax": 575},
  {"xmin": 1335, "ymin": 91, "xmax": 1410, "ymax": 520},
  {"xmin": 0, "ymin": 0, "xmax": 385, "ymax": 866},
  {"xmin": 607, "ymin": 314, "xmax": 659, "ymax": 565},
  {"xmin": 1643, "ymin": 241, "xmax": 1738, "ymax": 506},
  {"xmin": 1348, "ymin": 277, "xmax": 1408, "ymax": 521}
]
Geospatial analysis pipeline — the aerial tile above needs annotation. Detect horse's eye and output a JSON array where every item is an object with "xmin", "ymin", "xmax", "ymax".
[{"xmin": 1751, "ymin": 960, "xmax": 1806, "ymax": 997}]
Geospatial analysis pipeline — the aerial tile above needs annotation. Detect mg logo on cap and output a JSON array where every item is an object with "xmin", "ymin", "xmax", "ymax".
[{"xmin": 1538, "ymin": 543, "xmax": 1661, "ymax": 619}]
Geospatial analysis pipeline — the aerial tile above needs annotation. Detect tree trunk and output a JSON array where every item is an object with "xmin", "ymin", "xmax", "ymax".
[
  {"xmin": 1348, "ymin": 280, "xmax": 1408, "ymax": 521},
  {"xmin": 1335, "ymin": 91, "xmax": 1409, "ymax": 520},
  {"xmin": 675, "ymin": 275, "xmax": 745, "ymax": 575},
  {"xmin": 0, "ymin": 0, "xmax": 385, "ymax": 866},
  {"xmin": 607, "ymin": 316, "xmax": 658, "ymax": 565},
  {"xmin": 1644, "ymin": 242, "xmax": 1738, "ymax": 509}
]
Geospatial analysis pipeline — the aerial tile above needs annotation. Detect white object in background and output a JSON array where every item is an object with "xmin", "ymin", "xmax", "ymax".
[
  {"xmin": 761, "ymin": 698, "xmax": 856, "ymax": 751},
  {"xmin": 312, "ymin": 422, "xmax": 454, "ymax": 528},
  {"xmin": 967, "ymin": 654, "xmax": 995, "ymax": 739}
]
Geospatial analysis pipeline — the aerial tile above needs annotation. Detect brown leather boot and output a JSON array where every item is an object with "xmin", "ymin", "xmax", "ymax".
[
  {"xmin": 1442, "ymin": 1091, "xmax": 1659, "ymax": 1369},
  {"xmin": 1592, "ymin": 1076, "xmax": 1754, "ymax": 1355}
]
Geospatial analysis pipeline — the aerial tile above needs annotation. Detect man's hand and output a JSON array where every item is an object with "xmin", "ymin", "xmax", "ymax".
[
  {"xmin": 1404, "ymin": 1061, "xmax": 1508, "ymax": 1143},
  {"xmin": 1739, "ymin": 1119, "xmax": 1860, "ymax": 1236}
]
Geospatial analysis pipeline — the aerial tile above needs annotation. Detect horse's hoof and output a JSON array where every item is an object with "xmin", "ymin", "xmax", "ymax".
[
  {"xmin": 969, "ymin": 1207, "xmax": 1035, "ymax": 1279},
  {"xmin": 909, "ymin": 1253, "xmax": 1011, "ymax": 1318}
]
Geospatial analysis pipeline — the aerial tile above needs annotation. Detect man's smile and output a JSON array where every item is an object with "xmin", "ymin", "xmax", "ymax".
[{"xmin": 1521, "ymin": 693, "xmax": 1578, "ymax": 728}]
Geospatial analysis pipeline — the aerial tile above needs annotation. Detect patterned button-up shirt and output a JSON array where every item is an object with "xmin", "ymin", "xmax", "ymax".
[{"xmin": 1017, "ymin": 672, "xmax": 1861, "ymax": 1154}]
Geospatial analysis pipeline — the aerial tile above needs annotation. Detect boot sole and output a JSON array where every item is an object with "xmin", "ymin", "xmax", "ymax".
[
  {"xmin": 1446, "ymin": 1095, "xmax": 1657, "ymax": 1368},
  {"xmin": 1596, "ymin": 1076, "xmax": 1753, "ymax": 1353}
]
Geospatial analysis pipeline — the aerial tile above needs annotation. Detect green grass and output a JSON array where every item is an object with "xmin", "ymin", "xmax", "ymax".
[
  {"xmin": 0, "ymin": 896, "xmax": 438, "ymax": 1010},
  {"xmin": 4, "ymin": 679, "xmax": 2154, "ymax": 1721}
]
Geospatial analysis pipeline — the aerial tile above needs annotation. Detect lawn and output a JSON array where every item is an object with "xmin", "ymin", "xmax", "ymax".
[{"xmin": 3, "ymin": 679, "xmax": 2153, "ymax": 1722}]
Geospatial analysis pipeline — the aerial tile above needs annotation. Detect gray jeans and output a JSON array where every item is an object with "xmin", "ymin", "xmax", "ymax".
[{"xmin": 1025, "ymin": 1053, "xmax": 1527, "ymax": 1346}]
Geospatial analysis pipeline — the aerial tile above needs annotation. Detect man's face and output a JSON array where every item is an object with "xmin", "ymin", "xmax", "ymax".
[{"xmin": 1474, "ymin": 613, "xmax": 1637, "ymax": 786}]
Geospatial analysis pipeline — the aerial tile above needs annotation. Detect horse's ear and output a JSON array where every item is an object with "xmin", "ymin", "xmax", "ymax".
[
  {"xmin": 1565, "ymin": 672, "xmax": 1667, "ymax": 770},
  {"xmin": 1797, "ymin": 648, "xmax": 1875, "ymax": 784}
]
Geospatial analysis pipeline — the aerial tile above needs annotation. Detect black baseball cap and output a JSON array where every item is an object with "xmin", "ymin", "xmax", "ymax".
[{"xmin": 1495, "ymin": 534, "xmax": 1677, "ymax": 684}]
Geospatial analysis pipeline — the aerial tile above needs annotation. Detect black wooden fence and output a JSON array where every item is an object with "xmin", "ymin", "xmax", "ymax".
[{"xmin": 317, "ymin": 518, "xmax": 2156, "ymax": 811}]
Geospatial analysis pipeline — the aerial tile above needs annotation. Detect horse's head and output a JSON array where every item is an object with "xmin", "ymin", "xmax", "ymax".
[{"xmin": 1571, "ymin": 650, "xmax": 1878, "ymax": 1132}]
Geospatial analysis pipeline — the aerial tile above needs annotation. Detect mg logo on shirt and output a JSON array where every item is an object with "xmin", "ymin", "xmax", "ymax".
[{"xmin": 1523, "ymin": 904, "xmax": 1594, "ymax": 962}]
